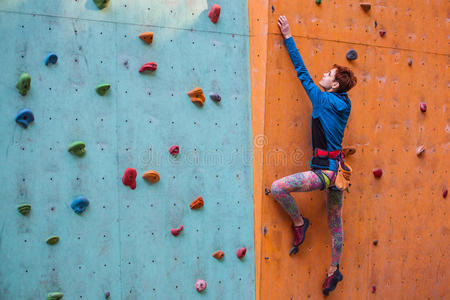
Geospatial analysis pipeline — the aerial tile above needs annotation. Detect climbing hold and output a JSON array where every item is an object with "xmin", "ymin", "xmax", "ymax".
[
  {"xmin": 190, "ymin": 196, "xmax": 204, "ymax": 209},
  {"xmin": 373, "ymin": 168, "xmax": 382, "ymax": 178},
  {"xmin": 360, "ymin": 3, "xmax": 371, "ymax": 12},
  {"xmin": 264, "ymin": 188, "xmax": 271, "ymax": 195},
  {"xmin": 419, "ymin": 102, "xmax": 427, "ymax": 112},
  {"xmin": 15, "ymin": 109, "xmax": 34, "ymax": 128},
  {"xmin": 68, "ymin": 141, "xmax": 86, "ymax": 157},
  {"xmin": 44, "ymin": 53, "xmax": 58, "ymax": 65},
  {"xmin": 17, "ymin": 204, "xmax": 31, "ymax": 215},
  {"xmin": 236, "ymin": 247, "xmax": 246, "ymax": 259},
  {"xmin": 105, "ymin": 291, "xmax": 110, "ymax": 299},
  {"xmin": 373, "ymin": 240, "xmax": 378, "ymax": 246},
  {"xmin": 342, "ymin": 146, "xmax": 356, "ymax": 157},
  {"xmin": 443, "ymin": 188, "xmax": 448, "ymax": 199},
  {"xmin": 139, "ymin": 32, "xmax": 154, "ymax": 44},
  {"xmin": 16, "ymin": 73, "xmax": 31, "ymax": 96},
  {"xmin": 71, "ymin": 196, "xmax": 89, "ymax": 214},
  {"xmin": 142, "ymin": 170, "xmax": 160, "ymax": 183},
  {"xmin": 408, "ymin": 58, "xmax": 413, "ymax": 66},
  {"xmin": 372, "ymin": 285, "xmax": 376, "ymax": 293},
  {"xmin": 139, "ymin": 62, "xmax": 157, "ymax": 72},
  {"xmin": 271, "ymin": 5, "xmax": 275, "ymax": 13},
  {"xmin": 47, "ymin": 292, "xmax": 64, "ymax": 300},
  {"xmin": 209, "ymin": 93, "xmax": 221, "ymax": 102},
  {"xmin": 187, "ymin": 87, "xmax": 205, "ymax": 106},
  {"xmin": 346, "ymin": 49, "xmax": 358, "ymax": 61},
  {"xmin": 195, "ymin": 279, "xmax": 207, "ymax": 292},
  {"xmin": 208, "ymin": 4, "xmax": 221, "ymax": 24},
  {"xmin": 416, "ymin": 145, "xmax": 425, "ymax": 156},
  {"xmin": 96, "ymin": 84, "xmax": 110, "ymax": 96},
  {"xmin": 93, "ymin": 0, "xmax": 110, "ymax": 9},
  {"xmin": 379, "ymin": 30, "xmax": 386, "ymax": 37},
  {"xmin": 122, "ymin": 168, "xmax": 137, "ymax": 190},
  {"xmin": 212, "ymin": 250, "xmax": 225, "ymax": 259},
  {"xmin": 374, "ymin": 20, "xmax": 378, "ymax": 28},
  {"xmin": 315, "ymin": 0, "xmax": 321, "ymax": 4},
  {"xmin": 171, "ymin": 225, "xmax": 183, "ymax": 236},
  {"xmin": 46, "ymin": 236, "xmax": 60, "ymax": 245},
  {"xmin": 169, "ymin": 145, "xmax": 179, "ymax": 156},
  {"xmin": 264, "ymin": 226, "xmax": 267, "ymax": 235}
]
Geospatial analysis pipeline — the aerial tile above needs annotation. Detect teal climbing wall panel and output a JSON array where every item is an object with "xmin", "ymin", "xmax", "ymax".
[{"xmin": 0, "ymin": 1, "xmax": 254, "ymax": 299}]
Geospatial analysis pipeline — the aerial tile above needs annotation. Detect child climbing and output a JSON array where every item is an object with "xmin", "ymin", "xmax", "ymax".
[{"xmin": 271, "ymin": 15, "xmax": 357, "ymax": 296}]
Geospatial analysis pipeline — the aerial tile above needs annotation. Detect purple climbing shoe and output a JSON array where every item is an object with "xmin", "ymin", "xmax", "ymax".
[
  {"xmin": 289, "ymin": 217, "xmax": 309, "ymax": 255},
  {"xmin": 322, "ymin": 264, "xmax": 344, "ymax": 296}
]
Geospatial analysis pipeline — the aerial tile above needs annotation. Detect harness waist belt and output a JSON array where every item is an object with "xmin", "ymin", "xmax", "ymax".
[{"xmin": 314, "ymin": 148, "xmax": 341, "ymax": 160}]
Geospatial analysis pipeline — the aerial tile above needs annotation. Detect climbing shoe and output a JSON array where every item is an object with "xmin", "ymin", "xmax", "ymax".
[
  {"xmin": 322, "ymin": 264, "xmax": 343, "ymax": 296},
  {"xmin": 289, "ymin": 217, "xmax": 310, "ymax": 256}
]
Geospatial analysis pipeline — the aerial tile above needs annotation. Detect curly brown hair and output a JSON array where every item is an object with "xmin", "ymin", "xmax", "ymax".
[{"xmin": 333, "ymin": 64, "xmax": 357, "ymax": 93}]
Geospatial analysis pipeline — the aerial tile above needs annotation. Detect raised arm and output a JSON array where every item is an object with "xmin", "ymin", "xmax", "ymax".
[{"xmin": 278, "ymin": 16, "xmax": 325, "ymax": 108}]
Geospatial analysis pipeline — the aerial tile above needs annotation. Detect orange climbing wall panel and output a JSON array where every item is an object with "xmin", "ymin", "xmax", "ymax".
[{"xmin": 250, "ymin": 0, "xmax": 449, "ymax": 299}]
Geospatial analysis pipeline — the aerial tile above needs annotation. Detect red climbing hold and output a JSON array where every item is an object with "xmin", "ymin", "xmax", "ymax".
[
  {"xmin": 372, "ymin": 285, "xmax": 376, "ymax": 293},
  {"xmin": 208, "ymin": 4, "xmax": 221, "ymax": 24},
  {"xmin": 122, "ymin": 168, "xmax": 137, "ymax": 189},
  {"xmin": 236, "ymin": 247, "xmax": 246, "ymax": 259},
  {"xmin": 139, "ymin": 62, "xmax": 157, "ymax": 72},
  {"xmin": 379, "ymin": 30, "xmax": 386, "ymax": 37},
  {"xmin": 419, "ymin": 102, "xmax": 427, "ymax": 112},
  {"xmin": 443, "ymin": 188, "xmax": 448, "ymax": 199},
  {"xmin": 190, "ymin": 196, "xmax": 204, "ymax": 209},
  {"xmin": 171, "ymin": 225, "xmax": 183, "ymax": 236},
  {"xmin": 169, "ymin": 145, "xmax": 179, "ymax": 156},
  {"xmin": 373, "ymin": 168, "xmax": 382, "ymax": 178}
]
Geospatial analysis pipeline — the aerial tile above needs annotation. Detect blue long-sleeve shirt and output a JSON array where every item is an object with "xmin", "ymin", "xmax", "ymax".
[{"xmin": 284, "ymin": 37, "xmax": 351, "ymax": 171}]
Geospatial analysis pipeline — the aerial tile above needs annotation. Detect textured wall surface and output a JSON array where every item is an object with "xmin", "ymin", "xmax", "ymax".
[
  {"xmin": 250, "ymin": 0, "xmax": 449, "ymax": 299},
  {"xmin": 0, "ymin": 1, "xmax": 254, "ymax": 299}
]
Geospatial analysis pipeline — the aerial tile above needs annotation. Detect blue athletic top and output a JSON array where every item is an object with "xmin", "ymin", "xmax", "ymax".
[{"xmin": 284, "ymin": 37, "xmax": 351, "ymax": 171}]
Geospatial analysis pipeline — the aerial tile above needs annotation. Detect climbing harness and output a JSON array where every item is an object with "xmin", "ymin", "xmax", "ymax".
[{"xmin": 311, "ymin": 148, "xmax": 352, "ymax": 192}]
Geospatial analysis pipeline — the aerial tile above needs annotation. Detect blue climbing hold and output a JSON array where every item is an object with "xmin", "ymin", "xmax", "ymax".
[
  {"xmin": 71, "ymin": 196, "xmax": 89, "ymax": 214},
  {"xmin": 346, "ymin": 49, "xmax": 358, "ymax": 61},
  {"xmin": 44, "ymin": 53, "xmax": 58, "ymax": 65},
  {"xmin": 15, "ymin": 109, "xmax": 34, "ymax": 128}
]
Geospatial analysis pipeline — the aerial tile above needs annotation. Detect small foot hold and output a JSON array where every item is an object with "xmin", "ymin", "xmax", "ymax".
[
  {"xmin": 236, "ymin": 247, "xmax": 246, "ymax": 259},
  {"xmin": 96, "ymin": 83, "xmax": 111, "ymax": 95},
  {"xmin": 379, "ymin": 30, "xmax": 386, "ymax": 37},
  {"xmin": 47, "ymin": 292, "xmax": 64, "ymax": 300},
  {"xmin": 169, "ymin": 145, "xmax": 179, "ymax": 156},
  {"xmin": 17, "ymin": 204, "xmax": 31, "ymax": 215},
  {"xmin": 46, "ymin": 236, "xmax": 60, "ymax": 245},
  {"xmin": 187, "ymin": 87, "xmax": 205, "ymax": 106},
  {"xmin": 416, "ymin": 145, "xmax": 425, "ymax": 156},
  {"xmin": 315, "ymin": 0, "xmax": 321, "ymax": 4},
  {"xmin": 360, "ymin": 3, "xmax": 371, "ymax": 12},
  {"xmin": 212, "ymin": 250, "xmax": 225, "ymax": 259},
  {"xmin": 16, "ymin": 73, "xmax": 31, "ymax": 96},
  {"xmin": 45, "ymin": 53, "xmax": 58, "ymax": 65},
  {"xmin": 264, "ymin": 188, "xmax": 271, "ymax": 195},
  {"xmin": 190, "ymin": 196, "xmax": 204, "ymax": 209},
  {"xmin": 195, "ymin": 279, "xmax": 207, "ymax": 292},
  {"xmin": 105, "ymin": 291, "xmax": 110, "ymax": 299},
  {"xmin": 122, "ymin": 168, "xmax": 137, "ymax": 189},
  {"xmin": 71, "ymin": 196, "xmax": 89, "ymax": 214},
  {"xmin": 142, "ymin": 170, "xmax": 160, "ymax": 183},
  {"xmin": 68, "ymin": 141, "xmax": 86, "ymax": 157},
  {"xmin": 93, "ymin": 0, "xmax": 110, "ymax": 9},
  {"xmin": 346, "ymin": 49, "xmax": 358, "ymax": 61},
  {"xmin": 419, "ymin": 102, "xmax": 427, "ymax": 112},
  {"xmin": 209, "ymin": 93, "xmax": 221, "ymax": 102},
  {"xmin": 342, "ymin": 146, "xmax": 356, "ymax": 157},
  {"xmin": 443, "ymin": 188, "xmax": 448, "ymax": 199},
  {"xmin": 208, "ymin": 4, "xmax": 221, "ymax": 24},
  {"xmin": 373, "ymin": 168, "xmax": 382, "ymax": 178},
  {"xmin": 139, "ymin": 62, "xmax": 157, "ymax": 72},
  {"xmin": 15, "ymin": 109, "xmax": 34, "ymax": 128},
  {"xmin": 139, "ymin": 32, "xmax": 154, "ymax": 44},
  {"xmin": 289, "ymin": 245, "xmax": 299, "ymax": 256},
  {"xmin": 171, "ymin": 225, "xmax": 183, "ymax": 236}
]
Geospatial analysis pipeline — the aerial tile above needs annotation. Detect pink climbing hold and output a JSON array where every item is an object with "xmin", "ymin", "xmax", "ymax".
[
  {"xmin": 419, "ymin": 102, "xmax": 427, "ymax": 112},
  {"xmin": 122, "ymin": 168, "xmax": 137, "ymax": 189},
  {"xmin": 171, "ymin": 225, "xmax": 183, "ymax": 236},
  {"xmin": 208, "ymin": 4, "xmax": 221, "ymax": 24},
  {"xmin": 139, "ymin": 62, "xmax": 157, "ymax": 72},
  {"xmin": 379, "ymin": 30, "xmax": 386, "ymax": 37},
  {"xmin": 373, "ymin": 168, "xmax": 383, "ymax": 178},
  {"xmin": 195, "ymin": 279, "xmax": 207, "ymax": 292},
  {"xmin": 169, "ymin": 145, "xmax": 179, "ymax": 156},
  {"xmin": 236, "ymin": 247, "xmax": 247, "ymax": 259},
  {"xmin": 372, "ymin": 285, "xmax": 376, "ymax": 293}
]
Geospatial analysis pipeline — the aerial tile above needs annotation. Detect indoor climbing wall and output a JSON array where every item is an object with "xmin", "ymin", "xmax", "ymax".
[
  {"xmin": 0, "ymin": 1, "xmax": 255, "ymax": 299},
  {"xmin": 250, "ymin": 0, "xmax": 449, "ymax": 299}
]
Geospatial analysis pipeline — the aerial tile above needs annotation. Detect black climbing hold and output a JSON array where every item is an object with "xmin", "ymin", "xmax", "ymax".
[
  {"xmin": 289, "ymin": 245, "xmax": 299, "ymax": 256},
  {"xmin": 271, "ymin": 5, "xmax": 275, "ymax": 13},
  {"xmin": 374, "ymin": 20, "xmax": 378, "ymax": 28},
  {"xmin": 15, "ymin": 109, "xmax": 34, "ymax": 128},
  {"xmin": 315, "ymin": 0, "xmax": 321, "ymax": 4},
  {"xmin": 45, "ymin": 53, "xmax": 58, "ymax": 65},
  {"xmin": 17, "ymin": 204, "xmax": 31, "ymax": 215},
  {"xmin": 47, "ymin": 292, "xmax": 64, "ymax": 300},
  {"xmin": 263, "ymin": 226, "xmax": 267, "ymax": 236},
  {"xmin": 264, "ymin": 188, "xmax": 271, "ymax": 195},
  {"xmin": 373, "ymin": 240, "xmax": 378, "ymax": 246},
  {"xmin": 346, "ymin": 49, "xmax": 358, "ymax": 61},
  {"xmin": 71, "ymin": 196, "xmax": 89, "ymax": 214},
  {"xmin": 209, "ymin": 93, "xmax": 221, "ymax": 102}
]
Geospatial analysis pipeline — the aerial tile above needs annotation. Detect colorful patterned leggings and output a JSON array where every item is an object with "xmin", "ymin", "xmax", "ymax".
[{"xmin": 271, "ymin": 170, "xmax": 343, "ymax": 267}]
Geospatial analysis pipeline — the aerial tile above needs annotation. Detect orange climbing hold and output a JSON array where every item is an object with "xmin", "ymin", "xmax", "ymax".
[
  {"xmin": 212, "ymin": 250, "xmax": 225, "ymax": 259},
  {"xmin": 187, "ymin": 87, "xmax": 205, "ymax": 106},
  {"xmin": 142, "ymin": 170, "xmax": 160, "ymax": 183},
  {"xmin": 139, "ymin": 32, "xmax": 154, "ymax": 44},
  {"xmin": 190, "ymin": 196, "xmax": 204, "ymax": 209},
  {"xmin": 360, "ymin": 3, "xmax": 371, "ymax": 12}
]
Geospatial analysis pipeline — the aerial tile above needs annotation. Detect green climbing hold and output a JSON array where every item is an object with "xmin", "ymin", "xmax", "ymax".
[
  {"xmin": 68, "ymin": 141, "xmax": 86, "ymax": 157},
  {"xmin": 46, "ymin": 236, "xmax": 60, "ymax": 245},
  {"xmin": 96, "ymin": 84, "xmax": 110, "ymax": 96},
  {"xmin": 16, "ymin": 73, "xmax": 31, "ymax": 96},
  {"xmin": 93, "ymin": 0, "xmax": 110, "ymax": 9},
  {"xmin": 47, "ymin": 292, "xmax": 64, "ymax": 300},
  {"xmin": 17, "ymin": 204, "xmax": 31, "ymax": 215},
  {"xmin": 315, "ymin": 0, "xmax": 321, "ymax": 4}
]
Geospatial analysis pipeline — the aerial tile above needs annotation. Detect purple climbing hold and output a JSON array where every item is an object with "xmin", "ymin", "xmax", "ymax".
[
  {"xmin": 346, "ymin": 49, "xmax": 358, "ymax": 61},
  {"xmin": 209, "ymin": 93, "xmax": 221, "ymax": 102},
  {"xmin": 71, "ymin": 196, "xmax": 89, "ymax": 214},
  {"xmin": 15, "ymin": 109, "xmax": 34, "ymax": 128}
]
